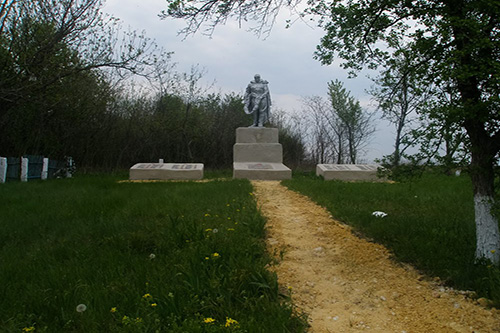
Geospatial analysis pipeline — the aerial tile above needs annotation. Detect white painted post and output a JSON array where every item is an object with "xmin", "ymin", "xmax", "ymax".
[
  {"xmin": 41, "ymin": 157, "xmax": 49, "ymax": 180},
  {"xmin": 21, "ymin": 157, "xmax": 28, "ymax": 182},
  {"xmin": 65, "ymin": 157, "xmax": 73, "ymax": 178},
  {"xmin": 159, "ymin": 159, "xmax": 164, "ymax": 164},
  {"xmin": 0, "ymin": 157, "xmax": 7, "ymax": 183}
]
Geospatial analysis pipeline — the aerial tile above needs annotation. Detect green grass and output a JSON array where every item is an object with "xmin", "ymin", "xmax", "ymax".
[
  {"xmin": 283, "ymin": 172, "xmax": 500, "ymax": 306},
  {"xmin": 0, "ymin": 175, "xmax": 307, "ymax": 332}
]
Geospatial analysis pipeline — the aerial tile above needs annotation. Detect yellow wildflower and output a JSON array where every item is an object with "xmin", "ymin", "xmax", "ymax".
[
  {"xmin": 151, "ymin": 303, "xmax": 157, "ymax": 307},
  {"xmin": 110, "ymin": 307, "xmax": 117, "ymax": 313},
  {"xmin": 203, "ymin": 317, "xmax": 216, "ymax": 324},
  {"xmin": 205, "ymin": 228, "xmax": 213, "ymax": 232},
  {"xmin": 22, "ymin": 327, "xmax": 35, "ymax": 332},
  {"xmin": 212, "ymin": 252, "xmax": 220, "ymax": 258},
  {"xmin": 204, "ymin": 213, "xmax": 210, "ymax": 217},
  {"xmin": 227, "ymin": 228, "xmax": 235, "ymax": 231},
  {"xmin": 225, "ymin": 317, "xmax": 239, "ymax": 327},
  {"xmin": 142, "ymin": 293, "xmax": 152, "ymax": 299},
  {"xmin": 491, "ymin": 250, "xmax": 497, "ymax": 254}
]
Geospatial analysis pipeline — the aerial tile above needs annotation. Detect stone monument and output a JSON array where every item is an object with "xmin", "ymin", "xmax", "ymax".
[
  {"xmin": 130, "ymin": 162, "xmax": 203, "ymax": 180},
  {"xmin": 316, "ymin": 164, "xmax": 381, "ymax": 181},
  {"xmin": 234, "ymin": 74, "xmax": 291, "ymax": 180}
]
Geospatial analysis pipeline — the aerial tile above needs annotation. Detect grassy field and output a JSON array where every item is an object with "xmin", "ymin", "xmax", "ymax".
[
  {"xmin": 0, "ymin": 175, "xmax": 306, "ymax": 332},
  {"xmin": 283, "ymin": 172, "xmax": 500, "ymax": 306}
]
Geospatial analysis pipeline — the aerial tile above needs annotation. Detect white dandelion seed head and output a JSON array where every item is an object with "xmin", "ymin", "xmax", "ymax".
[
  {"xmin": 76, "ymin": 304, "xmax": 87, "ymax": 312},
  {"xmin": 149, "ymin": 253, "xmax": 156, "ymax": 259},
  {"xmin": 212, "ymin": 228, "xmax": 218, "ymax": 234}
]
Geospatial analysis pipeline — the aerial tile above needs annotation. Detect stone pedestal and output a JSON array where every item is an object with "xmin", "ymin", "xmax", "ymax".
[
  {"xmin": 233, "ymin": 127, "xmax": 291, "ymax": 180},
  {"xmin": 130, "ymin": 163, "xmax": 203, "ymax": 180},
  {"xmin": 316, "ymin": 164, "xmax": 380, "ymax": 181}
]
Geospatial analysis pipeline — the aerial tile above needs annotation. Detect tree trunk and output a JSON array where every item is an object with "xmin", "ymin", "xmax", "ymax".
[{"xmin": 467, "ymin": 124, "xmax": 500, "ymax": 264}]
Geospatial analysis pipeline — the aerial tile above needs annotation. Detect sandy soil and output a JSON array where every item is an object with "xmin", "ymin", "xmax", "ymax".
[{"xmin": 252, "ymin": 180, "xmax": 500, "ymax": 333}]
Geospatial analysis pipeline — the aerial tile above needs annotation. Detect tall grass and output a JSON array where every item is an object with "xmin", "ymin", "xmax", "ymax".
[
  {"xmin": 0, "ymin": 175, "xmax": 307, "ymax": 332},
  {"xmin": 283, "ymin": 172, "xmax": 500, "ymax": 306}
]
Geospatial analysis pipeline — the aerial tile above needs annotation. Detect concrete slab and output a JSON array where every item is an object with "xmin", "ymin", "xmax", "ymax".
[
  {"xmin": 316, "ymin": 164, "xmax": 381, "ymax": 181},
  {"xmin": 130, "ymin": 163, "xmax": 203, "ymax": 180},
  {"xmin": 233, "ymin": 162, "xmax": 291, "ymax": 180},
  {"xmin": 233, "ymin": 143, "xmax": 283, "ymax": 163},
  {"xmin": 236, "ymin": 127, "xmax": 278, "ymax": 143}
]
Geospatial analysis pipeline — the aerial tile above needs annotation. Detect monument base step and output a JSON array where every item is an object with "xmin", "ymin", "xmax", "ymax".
[
  {"xmin": 233, "ymin": 162, "xmax": 291, "ymax": 180},
  {"xmin": 316, "ymin": 164, "xmax": 380, "ymax": 181},
  {"xmin": 130, "ymin": 163, "xmax": 203, "ymax": 180}
]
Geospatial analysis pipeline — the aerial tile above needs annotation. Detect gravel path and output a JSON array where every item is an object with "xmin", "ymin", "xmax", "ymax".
[{"xmin": 252, "ymin": 180, "xmax": 500, "ymax": 333}]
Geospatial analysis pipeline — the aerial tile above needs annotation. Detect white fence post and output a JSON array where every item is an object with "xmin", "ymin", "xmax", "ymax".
[
  {"xmin": 41, "ymin": 157, "xmax": 49, "ymax": 180},
  {"xmin": 159, "ymin": 159, "xmax": 164, "ymax": 164},
  {"xmin": 0, "ymin": 157, "xmax": 7, "ymax": 183},
  {"xmin": 65, "ymin": 157, "xmax": 73, "ymax": 178},
  {"xmin": 21, "ymin": 157, "xmax": 28, "ymax": 182}
]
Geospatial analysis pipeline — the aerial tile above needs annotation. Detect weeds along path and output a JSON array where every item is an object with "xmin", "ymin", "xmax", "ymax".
[{"xmin": 251, "ymin": 181, "xmax": 500, "ymax": 333}]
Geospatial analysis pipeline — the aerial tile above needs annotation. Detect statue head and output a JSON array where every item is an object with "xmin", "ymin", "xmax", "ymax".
[{"xmin": 254, "ymin": 74, "xmax": 261, "ymax": 82}]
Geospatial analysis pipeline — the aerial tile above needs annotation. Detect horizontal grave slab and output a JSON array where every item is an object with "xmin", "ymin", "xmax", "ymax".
[
  {"xmin": 316, "ymin": 164, "xmax": 382, "ymax": 181},
  {"xmin": 233, "ymin": 162, "xmax": 291, "ymax": 180},
  {"xmin": 129, "ymin": 163, "xmax": 203, "ymax": 180}
]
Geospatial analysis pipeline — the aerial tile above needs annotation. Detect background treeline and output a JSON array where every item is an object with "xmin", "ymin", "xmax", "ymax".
[{"xmin": 0, "ymin": 0, "xmax": 306, "ymax": 171}]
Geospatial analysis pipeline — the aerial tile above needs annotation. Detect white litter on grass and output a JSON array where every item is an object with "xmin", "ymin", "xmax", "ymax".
[{"xmin": 372, "ymin": 211, "xmax": 388, "ymax": 218}]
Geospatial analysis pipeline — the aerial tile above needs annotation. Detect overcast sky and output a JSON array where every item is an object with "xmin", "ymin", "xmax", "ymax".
[{"xmin": 102, "ymin": 0, "xmax": 394, "ymax": 162}]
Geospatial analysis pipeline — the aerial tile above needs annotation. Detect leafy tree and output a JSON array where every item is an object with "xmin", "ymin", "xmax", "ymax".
[
  {"xmin": 0, "ymin": 0, "xmax": 169, "ymax": 158},
  {"xmin": 328, "ymin": 80, "xmax": 374, "ymax": 164},
  {"xmin": 369, "ymin": 47, "xmax": 429, "ymax": 167},
  {"xmin": 162, "ymin": 0, "xmax": 500, "ymax": 264}
]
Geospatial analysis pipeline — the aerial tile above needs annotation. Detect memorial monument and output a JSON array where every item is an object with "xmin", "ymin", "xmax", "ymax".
[
  {"xmin": 244, "ymin": 74, "xmax": 271, "ymax": 127},
  {"xmin": 233, "ymin": 74, "xmax": 291, "ymax": 180}
]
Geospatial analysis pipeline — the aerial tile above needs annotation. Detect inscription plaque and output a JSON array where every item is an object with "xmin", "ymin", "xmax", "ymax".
[{"xmin": 248, "ymin": 163, "xmax": 273, "ymax": 170}]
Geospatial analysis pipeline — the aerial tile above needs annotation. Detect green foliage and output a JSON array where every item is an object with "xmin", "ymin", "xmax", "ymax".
[
  {"xmin": 0, "ymin": 176, "xmax": 307, "ymax": 332},
  {"xmin": 283, "ymin": 173, "xmax": 500, "ymax": 306}
]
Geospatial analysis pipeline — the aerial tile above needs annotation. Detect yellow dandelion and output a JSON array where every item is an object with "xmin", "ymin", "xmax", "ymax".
[
  {"xmin": 110, "ymin": 307, "xmax": 117, "ymax": 313},
  {"xmin": 491, "ymin": 250, "xmax": 497, "ymax": 254},
  {"xmin": 227, "ymin": 228, "xmax": 235, "ymax": 231},
  {"xmin": 212, "ymin": 252, "xmax": 220, "ymax": 258},
  {"xmin": 22, "ymin": 327, "xmax": 35, "ymax": 332},
  {"xmin": 226, "ymin": 203, "xmax": 230, "ymax": 207},
  {"xmin": 203, "ymin": 317, "xmax": 216, "ymax": 324},
  {"xmin": 204, "ymin": 213, "xmax": 210, "ymax": 217},
  {"xmin": 142, "ymin": 293, "xmax": 152, "ymax": 299},
  {"xmin": 151, "ymin": 303, "xmax": 157, "ymax": 307},
  {"xmin": 205, "ymin": 228, "xmax": 213, "ymax": 232},
  {"xmin": 205, "ymin": 256, "xmax": 210, "ymax": 260},
  {"xmin": 225, "ymin": 317, "xmax": 239, "ymax": 327}
]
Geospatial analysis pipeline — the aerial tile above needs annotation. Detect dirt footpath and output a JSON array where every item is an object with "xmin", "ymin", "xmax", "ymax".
[{"xmin": 251, "ymin": 181, "xmax": 500, "ymax": 333}]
